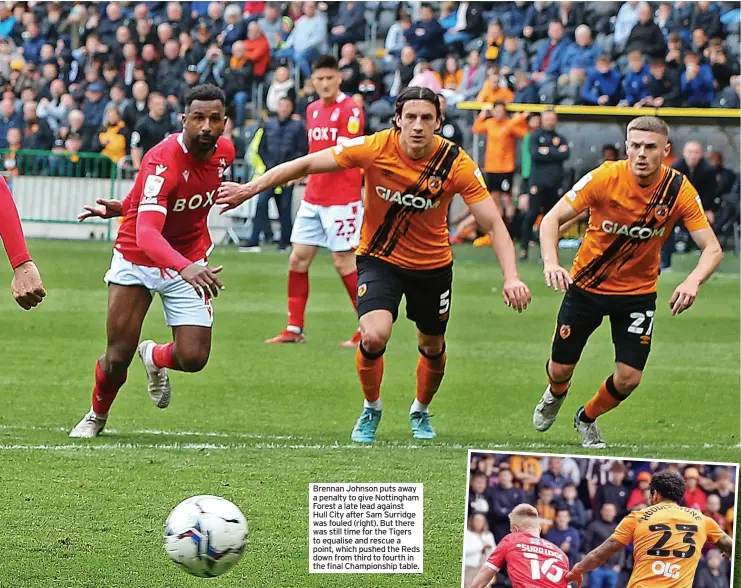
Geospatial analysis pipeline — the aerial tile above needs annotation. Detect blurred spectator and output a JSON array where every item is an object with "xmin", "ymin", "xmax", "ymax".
[
  {"xmin": 585, "ymin": 504, "xmax": 623, "ymax": 588},
  {"xmin": 22, "ymin": 21, "xmax": 46, "ymax": 65},
  {"xmin": 556, "ymin": 0, "xmax": 585, "ymax": 40},
  {"xmin": 512, "ymin": 70, "xmax": 538, "ymax": 103},
  {"xmin": 641, "ymin": 56, "xmax": 682, "ymax": 107},
  {"xmin": 453, "ymin": 50, "xmax": 486, "ymax": 104},
  {"xmin": 338, "ymin": 43, "xmax": 362, "ymax": 96},
  {"xmin": 655, "ymin": 2, "xmax": 677, "ymax": 40},
  {"xmin": 625, "ymin": 2, "xmax": 667, "ymax": 58},
  {"xmin": 224, "ymin": 41, "xmax": 255, "ymax": 127},
  {"xmin": 665, "ymin": 31, "xmax": 685, "ymax": 73},
  {"xmin": 540, "ymin": 458, "xmax": 571, "ymax": 496},
  {"xmin": 258, "ymin": 3, "xmax": 283, "ymax": 50},
  {"xmin": 498, "ymin": 36, "xmax": 528, "ymax": 74},
  {"xmin": 20, "ymin": 101, "xmax": 53, "ymax": 150},
  {"xmin": 535, "ymin": 484, "xmax": 561, "ymax": 534},
  {"xmin": 506, "ymin": 0, "xmax": 530, "ymax": 38},
  {"xmin": 442, "ymin": 55, "xmax": 462, "ymax": 92},
  {"xmin": 60, "ymin": 109, "xmax": 94, "ymax": 153},
  {"xmin": 691, "ymin": 28, "xmax": 709, "ymax": 55},
  {"xmin": 509, "ymin": 453, "xmax": 542, "ymax": 494},
  {"xmin": 476, "ymin": 66, "xmax": 514, "ymax": 103},
  {"xmin": 710, "ymin": 152, "xmax": 737, "ymax": 201},
  {"xmin": 409, "ymin": 59, "xmax": 443, "ymax": 93},
  {"xmin": 691, "ymin": 1, "xmax": 723, "ymax": 40},
  {"xmin": 198, "ymin": 44, "xmax": 226, "ymax": 86},
  {"xmin": 385, "ymin": 10, "xmax": 412, "ymax": 62},
  {"xmin": 37, "ymin": 80, "xmax": 71, "ymax": 134},
  {"xmin": 443, "ymin": 1, "xmax": 486, "ymax": 48},
  {"xmin": 613, "ymin": 0, "xmax": 642, "ymax": 54},
  {"xmin": 122, "ymin": 81, "xmax": 151, "ymax": 133},
  {"xmin": 217, "ymin": 4, "xmax": 248, "ymax": 57},
  {"xmin": 4, "ymin": 127, "xmax": 22, "ymax": 174},
  {"xmin": 627, "ymin": 471, "xmax": 653, "ymax": 509},
  {"xmin": 681, "ymin": 51, "xmax": 716, "ymax": 107},
  {"xmin": 561, "ymin": 482, "xmax": 587, "ymax": 530},
  {"xmin": 531, "ymin": 20, "xmax": 571, "ymax": 92},
  {"xmin": 98, "ymin": 2, "xmax": 125, "ymax": 49},
  {"xmin": 463, "ymin": 513, "xmax": 495, "ymax": 588},
  {"xmin": 705, "ymin": 494, "xmax": 728, "ymax": 532},
  {"xmin": 674, "ymin": 140, "xmax": 718, "ymax": 221},
  {"xmin": 594, "ymin": 462, "xmax": 629, "ymax": 519},
  {"xmin": 130, "ymin": 93, "xmax": 175, "ymax": 169},
  {"xmin": 295, "ymin": 76, "xmax": 319, "ymax": 118},
  {"xmin": 243, "ymin": 96, "xmax": 306, "ymax": 251},
  {"xmin": 205, "ymin": 2, "xmax": 226, "ymax": 37},
  {"xmin": 619, "ymin": 50, "xmax": 650, "ymax": 106},
  {"xmin": 488, "ymin": 466, "xmax": 530, "ymax": 542},
  {"xmin": 357, "ymin": 59, "xmax": 384, "ymax": 105},
  {"xmin": 273, "ymin": 1, "xmax": 328, "ymax": 80},
  {"xmin": 0, "ymin": 98, "xmax": 20, "ymax": 149},
  {"xmin": 581, "ymin": 54, "xmax": 622, "ymax": 105},
  {"xmin": 404, "ymin": 3, "xmax": 446, "ymax": 62},
  {"xmin": 93, "ymin": 106, "xmax": 130, "ymax": 174},
  {"xmin": 709, "ymin": 48, "xmax": 737, "ymax": 91},
  {"xmin": 545, "ymin": 509, "xmax": 581, "ymax": 568},
  {"xmin": 106, "ymin": 83, "xmax": 128, "ymax": 117},
  {"xmin": 684, "ymin": 467, "xmax": 708, "ymax": 511},
  {"xmin": 469, "ymin": 472, "xmax": 493, "ymax": 517},
  {"xmin": 523, "ymin": 1, "xmax": 558, "ymax": 43},
  {"xmin": 329, "ymin": 1, "xmax": 365, "ymax": 47},
  {"xmin": 81, "ymin": 82, "xmax": 107, "ymax": 130},
  {"xmin": 244, "ymin": 21, "xmax": 271, "ymax": 81},
  {"xmin": 559, "ymin": 24, "xmax": 601, "ymax": 99},
  {"xmin": 713, "ymin": 469, "xmax": 736, "ymax": 516},
  {"xmin": 482, "ymin": 21, "xmax": 505, "ymax": 63},
  {"xmin": 389, "ymin": 46, "xmax": 417, "ymax": 98},
  {"xmin": 266, "ymin": 66, "xmax": 295, "ymax": 113},
  {"xmin": 156, "ymin": 40, "xmax": 187, "ymax": 99},
  {"xmin": 694, "ymin": 550, "xmax": 730, "ymax": 588}
]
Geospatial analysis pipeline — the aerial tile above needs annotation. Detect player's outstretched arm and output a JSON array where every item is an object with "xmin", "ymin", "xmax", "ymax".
[
  {"xmin": 713, "ymin": 533, "xmax": 733, "ymax": 558},
  {"xmin": 668, "ymin": 227, "xmax": 723, "ymax": 316},
  {"xmin": 540, "ymin": 199, "xmax": 579, "ymax": 292},
  {"xmin": 566, "ymin": 537, "xmax": 624, "ymax": 587},
  {"xmin": 216, "ymin": 149, "xmax": 343, "ymax": 212},
  {"xmin": 470, "ymin": 564, "xmax": 496, "ymax": 588},
  {"xmin": 77, "ymin": 198, "xmax": 125, "ymax": 221},
  {"xmin": 468, "ymin": 197, "xmax": 531, "ymax": 312},
  {"xmin": 0, "ymin": 178, "xmax": 46, "ymax": 310}
]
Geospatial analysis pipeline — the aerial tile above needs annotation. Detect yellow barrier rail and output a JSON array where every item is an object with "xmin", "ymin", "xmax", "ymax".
[{"xmin": 457, "ymin": 102, "xmax": 741, "ymax": 119}]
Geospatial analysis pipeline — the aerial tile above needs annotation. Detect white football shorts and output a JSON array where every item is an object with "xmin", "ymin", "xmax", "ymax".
[
  {"xmin": 290, "ymin": 200, "xmax": 363, "ymax": 252},
  {"xmin": 104, "ymin": 250, "xmax": 213, "ymax": 327}
]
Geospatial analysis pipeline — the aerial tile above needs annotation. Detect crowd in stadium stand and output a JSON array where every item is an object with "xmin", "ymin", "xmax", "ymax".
[
  {"xmin": 0, "ymin": 1, "xmax": 738, "ymax": 249},
  {"xmin": 464, "ymin": 453, "xmax": 736, "ymax": 588}
]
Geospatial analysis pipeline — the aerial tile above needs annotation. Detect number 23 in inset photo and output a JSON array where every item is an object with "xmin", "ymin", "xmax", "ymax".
[{"xmin": 462, "ymin": 451, "xmax": 737, "ymax": 588}]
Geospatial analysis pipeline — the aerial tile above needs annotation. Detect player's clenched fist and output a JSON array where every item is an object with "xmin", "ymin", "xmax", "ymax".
[
  {"xmin": 502, "ymin": 278, "xmax": 531, "ymax": 313},
  {"xmin": 181, "ymin": 264, "xmax": 224, "ymax": 299},
  {"xmin": 77, "ymin": 198, "xmax": 123, "ymax": 221},
  {"xmin": 543, "ymin": 262, "xmax": 573, "ymax": 292},
  {"xmin": 11, "ymin": 261, "xmax": 46, "ymax": 310},
  {"xmin": 216, "ymin": 182, "xmax": 258, "ymax": 213}
]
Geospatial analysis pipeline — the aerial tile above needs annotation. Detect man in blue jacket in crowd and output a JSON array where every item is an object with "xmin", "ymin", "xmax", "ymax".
[
  {"xmin": 681, "ymin": 50, "xmax": 716, "ymax": 107},
  {"xmin": 545, "ymin": 508, "xmax": 581, "ymax": 568},
  {"xmin": 580, "ymin": 55, "xmax": 622, "ymax": 105},
  {"xmin": 620, "ymin": 50, "xmax": 650, "ymax": 105},
  {"xmin": 404, "ymin": 3, "xmax": 446, "ymax": 61},
  {"xmin": 243, "ymin": 97, "xmax": 308, "ymax": 252}
]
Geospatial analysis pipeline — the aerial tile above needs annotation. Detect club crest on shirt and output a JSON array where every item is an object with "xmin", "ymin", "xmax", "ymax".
[
  {"xmin": 552, "ymin": 136, "xmax": 560, "ymax": 146},
  {"xmin": 427, "ymin": 175, "xmax": 443, "ymax": 192},
  {"xmin": 330, "ymin": 108, "xmax": 340, "ymax": 122},
  {"xmin": 559, "ymin": 325, "xmax": 571, "ymax": 339},
  {"xmin": 653, "ymin": 204, "xmax": 669, "ymax": 221}
]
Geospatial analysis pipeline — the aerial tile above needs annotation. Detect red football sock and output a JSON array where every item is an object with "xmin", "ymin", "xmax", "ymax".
[
  {"xmin": 152, "ymin": 342, "xmax": 177, "ymax": 369},
  {"xmin": 287, "ymin": 270, "xmax": 309, "ymax": 331},
  {"xmin": 91, "ymin": 359, "xmax": 127, "ymax": 415},
  {"xmin": 416, "ymin": 347, "xmax": 447, "ymax": 405},
  {"xmin": 341, "ymin": 270, "xmax": 358, "ymax": 311}
]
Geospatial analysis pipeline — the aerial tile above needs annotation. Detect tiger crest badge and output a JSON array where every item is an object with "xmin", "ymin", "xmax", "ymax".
[{"xmin": 428, "ymin": 175, "xmax": 442, "ymax": 193}]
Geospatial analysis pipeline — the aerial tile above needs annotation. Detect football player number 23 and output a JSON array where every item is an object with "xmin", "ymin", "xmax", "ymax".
[
  {"xmin": 647, "ymin": 524, "xmax": 698, "ymax": 558},
  {"xmin": 334, "ymin": 218, "xmax": 357, "ymax": 240},
  {"xmin": 523, "ymin": 553, "xmax": 565, "ymax": 583}
]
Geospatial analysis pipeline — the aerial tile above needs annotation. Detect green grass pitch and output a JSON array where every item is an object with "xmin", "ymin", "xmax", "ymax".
[{"xmin": 0, "ymin": 240, "xmax": 738, "ymax": 587}]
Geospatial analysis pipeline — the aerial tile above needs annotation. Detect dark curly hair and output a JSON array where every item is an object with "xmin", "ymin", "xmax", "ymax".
[
  {"xmin": 392, "ymin": 86, "xmax": 441, "ymax": 130},
  {"xmin": 312, "ymin": 54, "xmax": 339, "ymax": 72},
  {"xmin": 184, "ymin": 84, "xmax": 226, "ymax": 109},
  {"xmin": 650, "ymin": 470, "xmax": 686, "ymax": 504}
]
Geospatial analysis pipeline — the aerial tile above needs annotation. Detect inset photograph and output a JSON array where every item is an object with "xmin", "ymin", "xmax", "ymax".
[{"xmin": 463, "ymin": 452, "xmax": 736, "ymax": 588}]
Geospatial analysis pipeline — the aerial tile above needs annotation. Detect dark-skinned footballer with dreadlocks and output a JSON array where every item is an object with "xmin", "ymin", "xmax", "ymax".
[
  {"xmin": 217, "ymin": 86, "xmax": 532, "ymax": 443},
  {"xmin": 71, "ymin": 84, "xmax": 234, "ymax": 438}
]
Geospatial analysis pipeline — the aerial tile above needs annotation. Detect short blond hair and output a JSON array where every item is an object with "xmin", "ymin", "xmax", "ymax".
[
  {"xmin": 627, "ymin": 116, "xmax": 670, "ymax": 137},
  {"xmin": 509, "ymin": 504, "xmax": 540, "ymax": 532}
]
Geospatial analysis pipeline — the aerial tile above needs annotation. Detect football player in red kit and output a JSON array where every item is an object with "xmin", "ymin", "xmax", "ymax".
[
  {"xmin": 69, "ymin": 85, "xmax": 236, "ymax": 438},
  {"xmin": 472, "ymin": 504, "xmax": 572, "ymax": 588},
  {"xmin": 262, "ymin": 55, "xmax": 365, "ymax": 346},
  {"xmin": 0, "ymin": 176, "xmax": 46, "ymax": 309}
]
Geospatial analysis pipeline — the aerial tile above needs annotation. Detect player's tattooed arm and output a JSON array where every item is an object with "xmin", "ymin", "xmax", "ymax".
[
  {"xmin": 216, "ymin": 149, "xmax": 342, "ymax": 211},
  {"xmin": 714, "ymin": 534, "xmax": 733, "ymax": 558},
  {"xmin": 568, "ymin": 537, "xmax": 624, "ymax": 578}
]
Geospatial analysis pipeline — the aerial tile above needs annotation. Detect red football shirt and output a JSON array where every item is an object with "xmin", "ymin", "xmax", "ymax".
[
  {"xmin": 115, "ymin": 133, "xmax": 235, "ymax": 268},
  {"xmin": 303, "ymin": 92, "xmax": 363, "ymax": 206},
  {"xmin": 485, "ymin": 532, "xmax": 569, "ymax": 588}
]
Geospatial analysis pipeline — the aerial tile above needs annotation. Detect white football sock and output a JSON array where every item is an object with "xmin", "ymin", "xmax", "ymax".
[
  {"xmin": 364, "ymin": 399, "xmax": 382, "ymax": 411},
  {"xmin": 287, "ymin": 325, "xmax": 302, "ymax": 334},
  {"xmin": 410, "ymin": 399, "xmax": 429, "ymax": 414}
]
